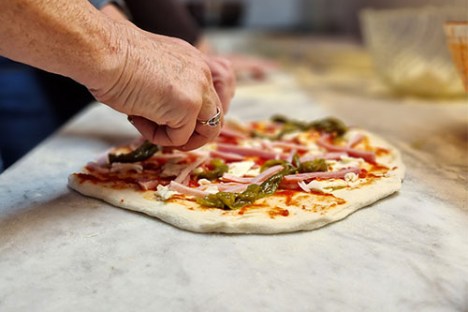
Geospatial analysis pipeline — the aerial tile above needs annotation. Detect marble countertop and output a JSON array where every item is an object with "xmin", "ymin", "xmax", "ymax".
[{"xmin": 1, "ymin": 34, "xmax": 467, "ymax": 311}]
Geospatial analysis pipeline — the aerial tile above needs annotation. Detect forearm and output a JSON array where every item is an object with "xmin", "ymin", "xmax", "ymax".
[{"xmin": 0, "ymin": 0, "xmax": 123, "ymax": 90}]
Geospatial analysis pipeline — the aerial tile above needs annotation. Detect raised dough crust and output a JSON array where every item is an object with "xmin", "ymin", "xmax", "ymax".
[{"xmin": 68, "ymin": 130, "xmax": 405, "ymax": 234}]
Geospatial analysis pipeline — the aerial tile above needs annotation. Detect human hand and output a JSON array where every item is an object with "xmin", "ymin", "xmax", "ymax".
[
  {"xmin": 205, "ymin": 56, "xmax": 236, "ymax": 114},
  {"xmin": 90, "ymin": 22, "xmax": 235, "ymax": 150}
]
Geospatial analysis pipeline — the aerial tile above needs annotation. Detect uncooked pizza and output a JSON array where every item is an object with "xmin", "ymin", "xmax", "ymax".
[{"xmin": 69, "ymin": 116, "xmax": 405, "ymax": 234}]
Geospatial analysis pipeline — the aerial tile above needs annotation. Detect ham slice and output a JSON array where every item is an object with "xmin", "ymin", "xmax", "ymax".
[
  {"xmin": 217, "ymin": 183, "xmax": 249, "ymax": 193},
  {"xmin": 86, "ymin": 162, "xmax": 110, "ymax": 174},
  {"xmin": 222, "ymin": 174, "xmax": 252, "ymax": 183},
  {"xmin": 299, "ymin": 152, "xmax": 347, "ymax": 162},
  {"xmin": 317, "ymin": 134, "xmax": 376, "ymax": 164},
  {"xmin": 168, "ymin": 181, "xmax": 209, "ymax": 198},
  {"xmin": 217, "ymin": 143, "xmax": 279, "ymax": 159},
  {"xmin": 286, "ymin": 149, "xmax": 297, "ymax": 164},
  {"xmin": 270, "ymin": 141, "xmax": 310, "ymax": 152},
  {"xmin": 110, "ymin": 163, "xmax": 143, "ymax": 173},
  {"xmin": 222, "ymin": 165, "xmax": 283, "ymax": 185},
  {"xmin": 209, "ymin": 150, "xmax": 245, "ymax": 161},
  {"xmin": 346, "ymin": 133, "xmax": 365, "ymax": 148},
  {"xmin": 137, "ymin": 179, "xmax": 161, "ymax": 191},
  {"xmin": 220, "ymin": 127, "xmax": 248, "ymax": 140},
  {"xmin": 174, "ymin": 155, "xmax": 209, "ymax": 184},
  {"xmin": 283, "ymin": 167, "xmax": 361, "ymax": 183},
  {"xmin": 250, "ymin": 165, "xmax": 284, "ymax": 184},
  {"xmin": 297, "ymin": 181, "xmax": 310, "ymax": 192}
]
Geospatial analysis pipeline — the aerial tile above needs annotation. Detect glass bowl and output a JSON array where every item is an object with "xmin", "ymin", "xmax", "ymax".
[{"xmin": 360, "ymin": 6, "xmax": 466, "ymax": 98}]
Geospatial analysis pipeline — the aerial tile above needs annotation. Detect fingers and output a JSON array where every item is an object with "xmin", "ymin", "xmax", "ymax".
[
  {"xmin": 130, "ymin": 115, "xmax": 196, "ymax": 147},
  {"xmin": 179, "ymin": 124, "xmax": 219, "ymax": 151},
  {"xmin": 206, "ymin": 57, "xmax": 236, "ymax": 114},
  {"xmin": 130, "ymin": 109, "xmax": 221, "ymax": 151}
]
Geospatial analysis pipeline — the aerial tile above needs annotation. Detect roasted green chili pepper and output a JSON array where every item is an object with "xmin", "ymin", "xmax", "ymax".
[
  {"xmin": 260, "ymin": 159, "xmax": 289, "ymax": 172},
  {"xmin": 197, "ymin": 173, "xmax": 284, "ymax": 210},
  {"xmin": 270, "ymin": 115, "xmax": 348, "ymax": 139},
  {"xmin": 299, "ymin": 159, "xmax": 327, "ymax": 173},
  {"xmin": 261, "ymin": 155, "xmax": 326, "ymax": 175},
  {"xmin": 193, "ymin": 158, "xmax": 228, "ymax": 180},
  {"xmin": 108, "ymin": 140, "xmax": 160, "ymax": 164},
  {"xmin": 309, "ymin": 117, "xmax": 347, "ymax": 136}
]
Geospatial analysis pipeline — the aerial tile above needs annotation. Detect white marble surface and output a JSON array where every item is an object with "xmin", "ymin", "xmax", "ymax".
[{"xmin": 1, "ymin": 36, "xmax": 468, "ymax": 311}]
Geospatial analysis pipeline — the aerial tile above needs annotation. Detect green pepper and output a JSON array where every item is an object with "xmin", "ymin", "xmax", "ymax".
[
  {"xmin": 194, "ymin": 158, "xmax": 228, "ymax": 180},
  {"xmin": 196, "ymin": 172, "xmax": 284, "ymax": 210},
  {"xmin": 108, "ymin": 140, "xmax": 160, "ymax": 164},
  {"xmin": 270, "ymin": 115, "xmax": 348, "ymax": 139},
  {"xmin": 309, "ymin": 117, "xmax": 347, "ymax": 136},
  {"xmin": 299, "ymin": 158, "xmax": 327, "ymax": 173},
  {"xmin": 260, "ymin": 159, "xmax": 288, "ymax": 172},
  {"xmin": 292, "ymin": 153, "xmax": 302, "ymax": 169}
]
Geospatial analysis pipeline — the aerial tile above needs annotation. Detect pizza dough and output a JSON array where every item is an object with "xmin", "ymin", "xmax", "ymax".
[{"xmin": 69, "ymin": 124, "xmax": 405, "ymax": 234}]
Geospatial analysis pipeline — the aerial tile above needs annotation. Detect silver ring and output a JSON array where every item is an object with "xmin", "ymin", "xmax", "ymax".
[{"xmin": 197, "ymin": 107, "xmax": 221, "ymax": 127}]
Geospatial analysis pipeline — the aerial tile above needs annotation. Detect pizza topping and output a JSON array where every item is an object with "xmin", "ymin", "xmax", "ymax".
[
  {"xmin": 344, "ymin": 172, "xmax": 359, "ymax": 183},
  {"xmin": 250, "ymin": 165, "xmax": 284, "ymax": 184},
  {"xmin": 196, "ymin": 173, "xmax": 284, "ymax": 210},
  {"xmin": 309, "ymin": 117, "xmax": 348, "ymax": 136},
  {"xmin": 298, "ymin": 179, "xmax": 348, "ymax": 193},
  {"xmin": 266, "ymin": 115, "xmax": 348, "ymax": 139},
  {"xmin": 328, "ymin": 156, "xmax": 364, "ymax": 171},
  {"xmin": 83, "ymin": 118, "xmax": 390, "ymax": 209},
  {"xmin": 260, "ymin": 157, "xmax": 327, "ymax": 175},
  {"xmin": 110, "ymin": 163, "xmax": 143, "ymax": 174},
  {"xmin": 346, "ymin": 133, "xmax": 365, "ymax": 148},
  {"xmin": 217, "ymin": 143, "xmax": 279, "ymax": 159},
  {"xmin": 226, "ymin": 160, "xmax": 256, "ymax": 177},
  {"xmin": 86, "ymin": 161, "xmax": 112, "ymax": 174},
  {"xmin": 299, "ymin": 152, "xmax": 347, "ymax": 162},
  {"xmin": 209, "ymin": 150, "xmax": 245, "ymax": 161},
  {"xmin": 193, "ymin": 158, "xmax": 228, "ymax": 180},
  {"xmin": 217, "ymin": 182, "xmax": 250, "ymax": 193},
  {"xmin": 317, "ymin": 134, "xmax": 376, "ymax": 164},
  {"xmin": 283, "ymin": 167, "xmax": 361, "ymax": 183},
  {"xmin": 155, "ymin": 184, "xmax": 180, "ymax": 200},
  {"xmin": 108, "ymin": 140, "xmax": 160, "ymax": 164},
  {"xmin": 174, "ymin": 155, "xmax": 209, "ymax": 184},
  {"xmin": 138, "ymin": 179, "xmax": 163, "ymax": 191},
  {"xmin": 270, "ymin": 141, "xmax": 310, "ymax": 152},
  {"xmin": 221, "ymin": 174, "xmax": 252, "ymax": 184},
  {"xmin": 168, "ymin": 181, "xmax": 210, "ymax": 198},
  {"xmin": 220, "ymin": 127, "xmax": 248, "ymax": 140}
]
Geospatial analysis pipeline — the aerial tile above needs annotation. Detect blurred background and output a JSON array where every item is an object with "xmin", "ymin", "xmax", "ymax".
[{"xmin": 181, "ymin": 0, "xmax": 464, "ymax": 34}]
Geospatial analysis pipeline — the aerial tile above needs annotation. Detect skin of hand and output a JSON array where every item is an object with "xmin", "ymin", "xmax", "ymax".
[
  {"xmin": 0, "ymin": 0, "xmax": 235, "ymax": 151},
  {"xmin": 98, "ymin": 3, "xmax": 235, "ymax": 150},
  {"xmin": 91, "ymin": 21, "xmax": 235, "ymax": 150},
  {"xmin": 100, "ymin": 3, "xmax": 127, "ymax": 21}
]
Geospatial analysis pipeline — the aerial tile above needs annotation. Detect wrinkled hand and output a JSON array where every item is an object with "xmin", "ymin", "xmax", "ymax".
[{"xmin": 90, "ymin": 22, "xmax": 235, "ymax": 150}]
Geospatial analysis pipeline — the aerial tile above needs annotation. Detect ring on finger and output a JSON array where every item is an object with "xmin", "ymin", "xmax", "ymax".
[{"xmin": 197, "ymin": 107, "xmax": 221, "ymax": 127}]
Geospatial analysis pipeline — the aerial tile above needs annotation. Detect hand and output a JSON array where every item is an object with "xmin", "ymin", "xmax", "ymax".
[
  {"xmin": 90, "ymin": 21, "xmax": 235, "ymax": 150},
  {"xmin": 205, "ymin": 56, "xmax": 236, "ymax": 114}
]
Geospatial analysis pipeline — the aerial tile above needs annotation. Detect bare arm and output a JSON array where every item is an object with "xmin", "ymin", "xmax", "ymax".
[
  {"xmin": 0, "ymin": 0, "xmax": 235, "ymax": 150},
  {"xmin": 0, "ymin": 0, "xmax": 121, "ymax": 91}
]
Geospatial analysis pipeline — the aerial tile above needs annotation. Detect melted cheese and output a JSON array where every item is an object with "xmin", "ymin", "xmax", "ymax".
[
  {"xmin": 155, "ymin": 185, "xmax": 179, "ymax": 200},
  {"xmin": 228, "ymin": 161, "xmax": 256, "ymax": 177}
]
